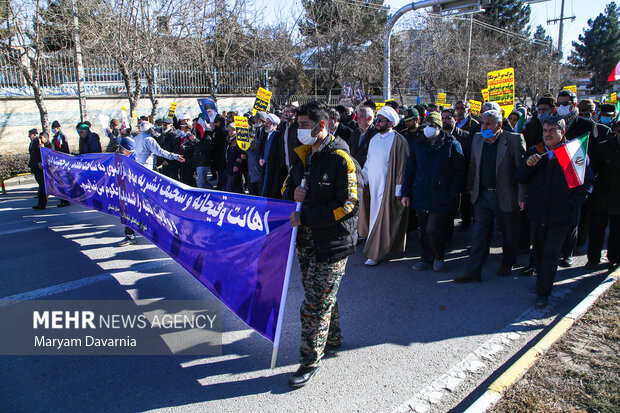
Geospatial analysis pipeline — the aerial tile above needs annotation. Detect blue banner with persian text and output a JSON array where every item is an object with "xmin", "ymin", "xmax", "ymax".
[{"xmin": 41, "ymin": 148, "xmax": 297, "ymax": 343}]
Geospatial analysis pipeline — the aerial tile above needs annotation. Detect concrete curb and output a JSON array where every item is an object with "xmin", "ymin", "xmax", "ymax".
[
  {"xmin": 2, "ymin": 173, "xmax": 35, "ymax": 188},
  {"xmin": 463, "ymin": 267, "xmax": 620, "ymax": 413}
]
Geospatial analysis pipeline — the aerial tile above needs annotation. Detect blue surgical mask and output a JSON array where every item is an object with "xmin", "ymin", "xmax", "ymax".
[
  {"xmin": 481, "ymin": 129, "xmax": 495, "ymax": 141},
  {"xmin": 600, "ymin": 116, "xmax": 612, "ymax": 125}
]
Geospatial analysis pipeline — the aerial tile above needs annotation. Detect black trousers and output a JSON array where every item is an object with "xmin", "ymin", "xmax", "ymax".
[
  {"xmin": 561, "ymin": 225, "xmax": 578, "ymax": 259},
  {"xmin": 533, "ymin": 223, "xmax": 572, "ymax": 296},
  {"xmin": 459, "ymin": 192, "xmax": 473, "ymax": 226},
  {"xmin": 417, "ymin": 210, "xmax": 452, "ymax": 262},
  {"xmin": 577, "ymin": 198, "xmax": 593, "ymax": 248},
  {"xmin": 518, "ymin": 210, "xmax": 531, "ymax": 251},
  {"xmin": 468, "ymin": 190, "xmax": 520, "ymax": 275},
  {"xmin": 32, "ymin": 168, "xmax": 47, "ymax": 207},
  {"xmin": 247, "ymin": 182, "xmax": 262, "ymax": 196},
  {"xmin": 587, "ymin": 211, "xmax": 620, "ymax": 264}
]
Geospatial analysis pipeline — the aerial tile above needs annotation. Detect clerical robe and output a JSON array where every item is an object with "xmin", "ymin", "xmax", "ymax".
[{"xmin": 359, "ymin": 130, "xmax": 409, "ymax": 261}]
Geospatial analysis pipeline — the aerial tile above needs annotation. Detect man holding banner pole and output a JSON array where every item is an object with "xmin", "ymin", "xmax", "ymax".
[{"xmin": 282, "ymin": 101, "xmax": 362, "ymax": 387}]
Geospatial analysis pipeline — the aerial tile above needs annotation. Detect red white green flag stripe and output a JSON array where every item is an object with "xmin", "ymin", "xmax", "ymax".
[{"xmin": 554, "ymin": 133, "xmax": 589, "ymax": 188}]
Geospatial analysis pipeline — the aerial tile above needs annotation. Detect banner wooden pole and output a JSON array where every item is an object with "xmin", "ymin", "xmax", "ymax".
[{"xmin": 270, "ymin": 180, "xmax": 304, "ymax": 369}]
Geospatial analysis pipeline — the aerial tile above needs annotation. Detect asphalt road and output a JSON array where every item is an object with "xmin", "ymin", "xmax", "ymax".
[{"xmin": 0, "ymin": 184, "xmax": 610, "ymax": 413}]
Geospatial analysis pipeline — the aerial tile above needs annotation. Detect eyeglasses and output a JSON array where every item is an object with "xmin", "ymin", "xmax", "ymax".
[{"xmin": 556, "ymin": 101, "xmax": 572, "ymax": 107}]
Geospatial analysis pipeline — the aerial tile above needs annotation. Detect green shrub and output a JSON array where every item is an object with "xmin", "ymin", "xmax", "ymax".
[{"xmin": 0, "ymin": 153, "xmax": 30, "ymax": 181}]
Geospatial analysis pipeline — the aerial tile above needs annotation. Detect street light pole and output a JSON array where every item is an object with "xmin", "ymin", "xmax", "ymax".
[{"xmin": 383, "ymin": 0, "xmax": 485, "ymax": 101}]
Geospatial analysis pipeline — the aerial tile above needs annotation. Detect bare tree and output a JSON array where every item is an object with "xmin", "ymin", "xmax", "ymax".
[
  {"xmin": 0, "ymin": 0, "xmax": 50, "ymax": 133},
  {"xmin": 299, "ymin": 0, "xmax": 388, "ymax": 100}
]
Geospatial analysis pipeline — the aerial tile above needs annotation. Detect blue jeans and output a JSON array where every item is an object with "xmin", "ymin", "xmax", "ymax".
[{"xmin": 196, "ymin": 166, "xmax": 213, "ymax": 189}]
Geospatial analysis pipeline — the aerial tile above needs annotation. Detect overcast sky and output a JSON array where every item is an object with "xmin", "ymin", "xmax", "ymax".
[{"xmin": 254, "ymin": 0, "xmax": 612, "ymax": 59}]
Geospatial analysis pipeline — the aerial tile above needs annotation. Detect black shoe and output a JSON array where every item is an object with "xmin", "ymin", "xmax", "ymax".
[
  {"xmin": 32, "ymin": 205, "xmax": 46, "ymax": 210},
  {"xmin": 288, "ymin": 365, "xmax": 320, "ymax": 388},
  {"xmin": 559, "ymin": 256, "xmax": 573, "ymax": 268},
  {"xmin": 57, "ymin": 201, "xmax": 70, "ymax": 207},
  {"xmin": 497, "ymin": 264, "xmax": 512, "ymax": 276},
  {"xmin": 325, "ymin": 342, "xmax": 341, "ymax": 353},
  {"xmin": 520, "ymin": 266, "xmax": 536, "ymax": 277},
  {"xmin": 453, "ymin": 273, "xmax": 481, "ymax": 283},
  {"xmin": 584, "ymin": 260, "xmax": 599, "ymax": 270},
  {"xmin": 535, "ymin": 295, "xmax": 548, "ymax": 309}
]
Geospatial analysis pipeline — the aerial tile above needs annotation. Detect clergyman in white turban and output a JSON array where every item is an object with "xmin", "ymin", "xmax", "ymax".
[{"xmin": 358, "ymin": 105, "xmax": 409, "ymax": 265}]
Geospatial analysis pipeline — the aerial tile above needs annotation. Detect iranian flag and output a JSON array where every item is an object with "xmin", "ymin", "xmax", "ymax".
[
  {"xmin": 554, "ymin": 133, "xmax": 589, "ymax": 188},
  {"xmin": 195, "ymin": 116, "xmax": 207, "ymax": 137},
  {"xmin": 608, "ymin": 59, "xmax": 620, "ymax": 82}
]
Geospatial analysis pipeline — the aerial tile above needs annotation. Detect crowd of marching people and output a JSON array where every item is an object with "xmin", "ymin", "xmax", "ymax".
[
  {"xmin": 28, "ymin": 93, "xmax": 620, "ymax": 294},
  {"xmin": 27, "ymin": 92, "xmax": 620, "ymax": 386}
]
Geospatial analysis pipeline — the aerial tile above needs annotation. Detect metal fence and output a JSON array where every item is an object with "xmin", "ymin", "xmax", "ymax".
[{"xmin": 0, "ymin": 52, "xmax": 269, "ymax": 97}]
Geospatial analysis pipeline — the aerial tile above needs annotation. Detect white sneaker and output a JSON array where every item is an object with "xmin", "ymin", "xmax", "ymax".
[{"xmin": 364, "ymin": 258, "xmax": 378, "ymax": 266}]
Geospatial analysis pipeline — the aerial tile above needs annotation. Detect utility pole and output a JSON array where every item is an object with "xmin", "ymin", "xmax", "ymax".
[
  {"xmin": 71, "ymin": 0, "xmax": 87, "ymax": 122},
  {"xmin": 547, "ymin": 0, "xmax": 575, "ymax": 58},
  {"xmin": 464, "ymin": 13, "xmax": 473, "ymax": 100}
]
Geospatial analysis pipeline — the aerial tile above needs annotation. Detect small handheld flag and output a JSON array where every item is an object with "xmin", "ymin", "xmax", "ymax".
[{"xmin": 554, "ymin": 133, "xmax": 589, "ymax": 188}]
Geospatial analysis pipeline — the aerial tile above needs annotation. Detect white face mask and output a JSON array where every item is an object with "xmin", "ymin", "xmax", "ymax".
[
  {"xmin": 556, "ymin": 104, "xmax": 572, "ymax": 117},
  {"xmin": 298, "ymin": 124, "xmax": 319, "ymax": 145},
  {"xmin": 424, "ymin": 125, "xmax": 440, "ymax": 139}
]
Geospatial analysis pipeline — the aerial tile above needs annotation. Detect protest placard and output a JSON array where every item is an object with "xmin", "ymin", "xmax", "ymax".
[
  {"xmin": 469, "ymin": 100, "xmax": 482, "ymax": 116},
  {"xmin": 252, "ymin": 88, "xmax": 272, "ymax": 115},
  {"xmin": 563, "ymin": 85, "xmax": 577, "ymax": 93},
  {"xmin": 234, "ymin": 116, "xmax": 250, "ymax": 151},
  {"xmin": 167, "ymin": 102, "xmax": 177, "ymax": 119},
  {"xmin": 437, "ymin": 93, "xmax": 446, "ymax": 106},
  {"xmin": 487, "ymin": 67, "xmax": 514, "ymax": 116},
  {"xmin": 481, "ymin": 88, "xmax": 489, "ymax": 102}
]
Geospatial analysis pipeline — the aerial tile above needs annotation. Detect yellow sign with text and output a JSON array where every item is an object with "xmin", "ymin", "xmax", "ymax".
[
  {"xmin": 234, "ymin": 116, "xmax": 250, "ymax": 151},
  {"xmin": 469, "ymin": 100, "xmax": 482, "ymax": 116},
  {"xmin": 481, "ymin": 88, "xmax": 489, "ymax": 102},
  {"xmin": 611, "ymin": 92, "xmax": 617, "ymax": 104},
  {"xmin": 375, "ymin": 102, "xmax": 385, "ymax": 113},
  {"xmin": 563, "ymin": 85, "xmax": 577, "ymax": 94},
  {"xmin": 252, "ymin": 88, "xmax": 272, "ymax": 115},
  {"xmin": 487, "ymin": 67, "xmax": 514, "ymax": 116},
  {"xmin": 167, "ymin": 102, "xmax": 177, "ymax": 119},
  {"xmin": 437, "ymin": 93, "xmax": 446, "ymax": 106}
]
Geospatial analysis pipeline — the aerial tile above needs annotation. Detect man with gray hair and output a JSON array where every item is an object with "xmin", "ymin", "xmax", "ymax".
[
  {"xmin": 515, "ymin": 116, "xmax": 594, "ymax": 308},
  {"xmin": 454, "ymin": 100, "xmax": 480, "ymax": 133},
  {"xmin": 454, "ymin": 109, "xmax": 527, "ymax": 282},
  {"xmin": 470, "ymin": 101, "xmax": 513, "ymax": 136},
  {"xmin": 348, "ymin": 106, "xmax": 377, "ymax": 168}
]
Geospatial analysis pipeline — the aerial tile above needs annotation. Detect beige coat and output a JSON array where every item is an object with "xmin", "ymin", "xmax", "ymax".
[{"xmin": 359, "ymin": 132, "xmax": 409, "ymax": 261}]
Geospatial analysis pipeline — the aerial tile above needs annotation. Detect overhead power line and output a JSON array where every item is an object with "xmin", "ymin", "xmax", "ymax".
[{"xmin": 426, "ymin": 12, "xmax": 551, "ymax": 47}]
